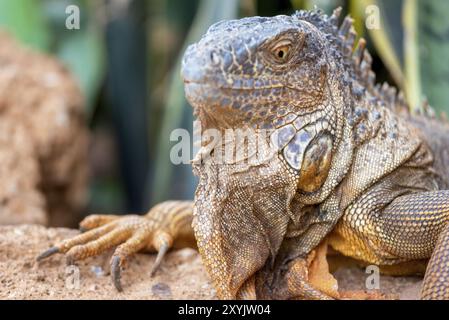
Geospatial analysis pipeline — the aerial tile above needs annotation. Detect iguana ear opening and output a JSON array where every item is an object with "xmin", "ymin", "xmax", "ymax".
[{"xmin": 298, "ymin": 132, "xmax": 333, "ymax": 193}]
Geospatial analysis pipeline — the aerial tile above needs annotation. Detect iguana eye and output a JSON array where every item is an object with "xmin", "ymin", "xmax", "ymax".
[
  {"xmin": 271, "ymin": 41, "xmax": 292, "ymax": 63},
  {"xmin": 275, "ymin": 46, "xmax": 289, "ymax": 59}
]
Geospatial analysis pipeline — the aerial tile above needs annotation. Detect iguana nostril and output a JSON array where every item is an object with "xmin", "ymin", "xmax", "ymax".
[{"xmin": 210, "ymin": 50, "xmax": 220, "ymax": 65}]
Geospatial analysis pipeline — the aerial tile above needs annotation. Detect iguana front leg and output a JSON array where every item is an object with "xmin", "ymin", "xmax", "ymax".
[
  {"xmin": 330, "ymin": 189, "xmax": 449, "ymax": 299},
  {"xmin": 380, "ymin": 191, "xmax": 449, "ymax": 299},
  {"xmin": 37, "ymin": 201, "xmax": 194, "ymax": 291},
  {"xmin": 422, "ymin": 221, "xmax": 449, "ymax": 299}
]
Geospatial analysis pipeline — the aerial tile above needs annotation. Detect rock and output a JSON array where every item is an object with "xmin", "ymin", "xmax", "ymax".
[
  {"xmin": 0, "ymin": 31, "xmax": 88, "ymax": 227},
  {"xmin": 0, "ymin": 225, "xmax": 423, "ymax": 300},
  {"xmin": 151, "ymin": 282, "xmax": 172, "ymax": 299}
]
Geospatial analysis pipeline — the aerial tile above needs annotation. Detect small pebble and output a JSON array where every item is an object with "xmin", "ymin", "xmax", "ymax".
[
  {"xmin": 90, "ymin": 265, "xmax": 105, "ymax": 277},
  {"xmin": 151, "ymin": 282, "xmax": 172, "ymax": 298},
  {"xmin": 88, "ymin": 284, "xmax": 98, "ymax": 292}
]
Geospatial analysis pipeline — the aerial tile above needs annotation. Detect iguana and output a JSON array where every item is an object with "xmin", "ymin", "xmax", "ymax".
[{"xmin": 37, "ymin": 8, "xmax": 449, "ymax": 300}]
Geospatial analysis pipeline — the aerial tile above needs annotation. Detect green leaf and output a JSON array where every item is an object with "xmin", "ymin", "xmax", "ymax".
[
  {"xmin": 417, "ymin": 0, "xmax": 449, "ymax": 114},
  {"xmin": 403, "ymin": 0, "xmax": 421, "ymax": 111},
  {"xmin": 361, "ymin": 0, "xmax": 405, "ymax": 89},
  {"xmin": 0, "ymin": 0, "xmax": 50, "ymax": 51}
]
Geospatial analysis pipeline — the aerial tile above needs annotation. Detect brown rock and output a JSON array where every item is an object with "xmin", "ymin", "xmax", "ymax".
[{"xmin": 0, "ymin": 31, "xmax": 88, "ymax": 227}]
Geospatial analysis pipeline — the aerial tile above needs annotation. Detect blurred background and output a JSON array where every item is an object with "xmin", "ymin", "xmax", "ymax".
[{"xmin": 0, "ymin": 0, "xmax": 448, "ymax": 218}]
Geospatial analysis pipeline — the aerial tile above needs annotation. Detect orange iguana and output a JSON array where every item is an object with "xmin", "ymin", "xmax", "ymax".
[{"xmin": 38, "ymin": 8, "xmax": 449, "ymax": 300}]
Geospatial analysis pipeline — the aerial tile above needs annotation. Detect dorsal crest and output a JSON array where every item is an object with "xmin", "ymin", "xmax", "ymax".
[{"xmin": 293, "ymin": 7, "xmax": 410, "ymax": 114}]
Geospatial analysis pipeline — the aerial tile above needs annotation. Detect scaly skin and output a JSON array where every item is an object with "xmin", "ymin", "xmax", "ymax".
[{"xmin": 38, "ymin": 8, "xmax": 449, "ymax": 299}]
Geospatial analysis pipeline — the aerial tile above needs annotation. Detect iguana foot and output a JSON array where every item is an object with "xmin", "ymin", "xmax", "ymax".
[
  {"xmin": 268, "ymin": 240, "xmax": 336, "ymax": 300},
  {"xmin": 305, "ymin": 240, "xmax": 394, "ymax": 300},
  {"xmin": 37, "ymin": 201, "xmax": 194, "ymax": 291}
]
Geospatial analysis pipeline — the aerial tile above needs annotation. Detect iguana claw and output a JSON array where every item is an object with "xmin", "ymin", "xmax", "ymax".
[{"xmin": 36, "ymin": 246, "xmax": 59, "ymax": 261}]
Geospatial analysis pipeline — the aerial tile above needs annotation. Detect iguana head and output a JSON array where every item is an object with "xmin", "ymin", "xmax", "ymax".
[
  {"xmin": 183, "ymin": 14, "xmax": 331, "ymax": 129},
  {"xmin": 182, "ymin": 8, "xmax": 362, "ymax": 184},
  {"xmin": 182, "ymin": 8, "xmax": 376, "ymax": 298}
]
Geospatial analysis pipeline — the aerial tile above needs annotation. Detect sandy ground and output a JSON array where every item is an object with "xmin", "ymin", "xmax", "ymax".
[{"xmin": 0, "ymin": 225, "xmax": 422, "ymax": 300}]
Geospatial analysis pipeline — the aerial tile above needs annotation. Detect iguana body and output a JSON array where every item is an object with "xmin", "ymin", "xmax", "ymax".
[{"xmin": 38, "ymin": 8, "xmax": 449, "ymax": 300}]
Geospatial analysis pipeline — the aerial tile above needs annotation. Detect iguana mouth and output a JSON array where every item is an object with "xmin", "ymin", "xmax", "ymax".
[
  {"xmin": 184, "ymin": 79, "xmax": 284, "ymax": 91},
  {"xmin": 184, "ymin": 82, "xmax": 290, "ymax": 111},
  {"xmin": 184, "ymin": 80, "xmax": 285, "ymax": 92}
]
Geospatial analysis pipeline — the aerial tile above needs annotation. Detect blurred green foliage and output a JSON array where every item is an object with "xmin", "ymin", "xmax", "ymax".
[
  {"xmin": 413, "ymin": 0, "xmax": 449, "ymax": 113},
  {"xmin": 151, "ymin": 0, "xmax": 240, "ymax": 204},
  {"xmin": 0, "ymin": 0, "xmax": 448, "ymax": 215},
  {"xmin": 0, "ymin": 0, "xmax": 51, "ymax": 50},
  {"xmin": 359, "ymin": 0, "xmax": 449, "ymax": 113},
  {"xmin": 0, "ymin": 0, "xmax": 105, "ymax": 115}
]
